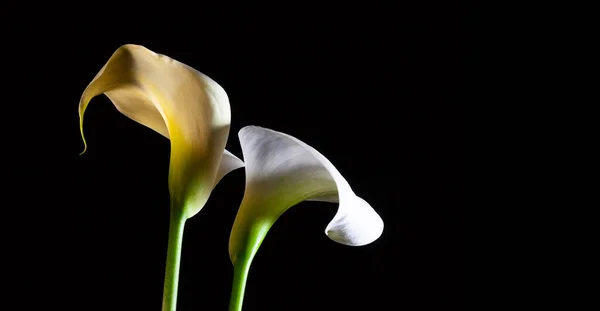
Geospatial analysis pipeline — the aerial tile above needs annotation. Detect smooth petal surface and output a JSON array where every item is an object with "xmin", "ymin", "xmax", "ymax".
[
  {"xmin": 79, "ymin": 44, "xmax": 236, "ymax": 217},
  {"xmin": 229, "ymin": 126, "xmax": 384, "ymax": 263}
]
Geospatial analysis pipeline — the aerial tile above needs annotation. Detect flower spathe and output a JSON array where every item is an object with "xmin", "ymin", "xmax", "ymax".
[
  {"xmin": 227, "ymin": 126, "xmax": 384, "ymax": 311},
  {"xmin": 79, "ymin": 44, "xmax": 243, "ymax": 217},
  {"xmin": 229, "ymin": 126, "xmax": 383, "ymax": 263}
]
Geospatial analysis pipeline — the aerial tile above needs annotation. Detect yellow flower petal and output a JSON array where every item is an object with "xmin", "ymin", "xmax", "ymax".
[{"xmin": 80, "ymin": 44, "xmax": 237, "ymax": 217}]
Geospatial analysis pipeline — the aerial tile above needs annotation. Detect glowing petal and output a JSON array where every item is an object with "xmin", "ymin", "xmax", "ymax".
[
  {"xmin": 229, "ymin": 126, "xmax": 384, "ymax": 264},
  {"xmin": 79, "ymin": 44, "xmax": 237, "ymax": 217}
]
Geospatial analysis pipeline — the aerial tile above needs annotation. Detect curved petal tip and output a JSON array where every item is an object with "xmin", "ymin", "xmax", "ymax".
[{"xmin": 325, "ymin": 196, "xmax": 384, "ymax": 246}]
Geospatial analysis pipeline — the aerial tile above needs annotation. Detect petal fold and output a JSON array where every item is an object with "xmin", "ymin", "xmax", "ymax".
[
  {"xmin": 229, "ymin": 126, "xmax": 384, "ymax": 263},
  {"xmin": 214, "ymin": 150, "xmax": 245, "ymax": 188}
]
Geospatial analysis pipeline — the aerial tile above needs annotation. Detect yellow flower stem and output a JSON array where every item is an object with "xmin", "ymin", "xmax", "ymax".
[{"xmin": 162, "ymin": 206, "xmax": 186, "ymax": 311}]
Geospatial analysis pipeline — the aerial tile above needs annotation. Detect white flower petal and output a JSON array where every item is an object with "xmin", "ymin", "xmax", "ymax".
[{"xmin": 229, "ymin": 126, "xmax": 384, "ymax": 263}]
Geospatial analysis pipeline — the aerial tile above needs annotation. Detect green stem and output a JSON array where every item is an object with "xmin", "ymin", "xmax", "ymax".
[
  {"xmin": 228, "ymin": 257, "xmax": 252, "ymax": 311},
  {"xmin": 162, "ymin": 208, "xmax": 186, "ymax": 311},
  {"xmin": 227, "ymin": 222, "xmax": 272, "ymax": 311}
]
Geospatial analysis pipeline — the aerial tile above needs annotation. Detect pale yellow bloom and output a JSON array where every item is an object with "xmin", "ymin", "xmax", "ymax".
[{"xmin": 79, "ymin": 44, "xmax": 243, "ymax": 217}]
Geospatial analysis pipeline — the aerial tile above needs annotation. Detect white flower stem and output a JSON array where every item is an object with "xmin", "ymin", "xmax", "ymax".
[{"xmin": 228, "ymin": 256, "xmax": 252, "ymax": 311}]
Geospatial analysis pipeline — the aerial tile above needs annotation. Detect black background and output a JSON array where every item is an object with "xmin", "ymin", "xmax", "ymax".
[{"xmin": 10, "ymin": 4, "xmax": 463, "ymax": 311}]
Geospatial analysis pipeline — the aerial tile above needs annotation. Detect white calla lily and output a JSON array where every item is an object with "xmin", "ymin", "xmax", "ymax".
[
  {"xmin": 227, "ymin": 126, "xmax": 384, "ymax": 311},
  {"xmin": 79, "ymin": 44, "xmax": 243, "ymax": 311}
]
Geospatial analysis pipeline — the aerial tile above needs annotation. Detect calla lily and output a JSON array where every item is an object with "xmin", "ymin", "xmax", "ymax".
[
  {"xmin": 227, "ymin": 126, "xmax": 384, "ymax": 311},
  {"xmin": 79, "ymin": 44, "xmax": 244, "ymax": 311}
]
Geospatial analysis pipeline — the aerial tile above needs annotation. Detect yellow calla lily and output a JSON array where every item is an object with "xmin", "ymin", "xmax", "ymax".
[
  {"xmin": 79, "ymin": 44, "xmax": 243, "ymax": 311},
  {"xmin": 228, "ymin": 126, "xmax": 384, "ymax": 311}
]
